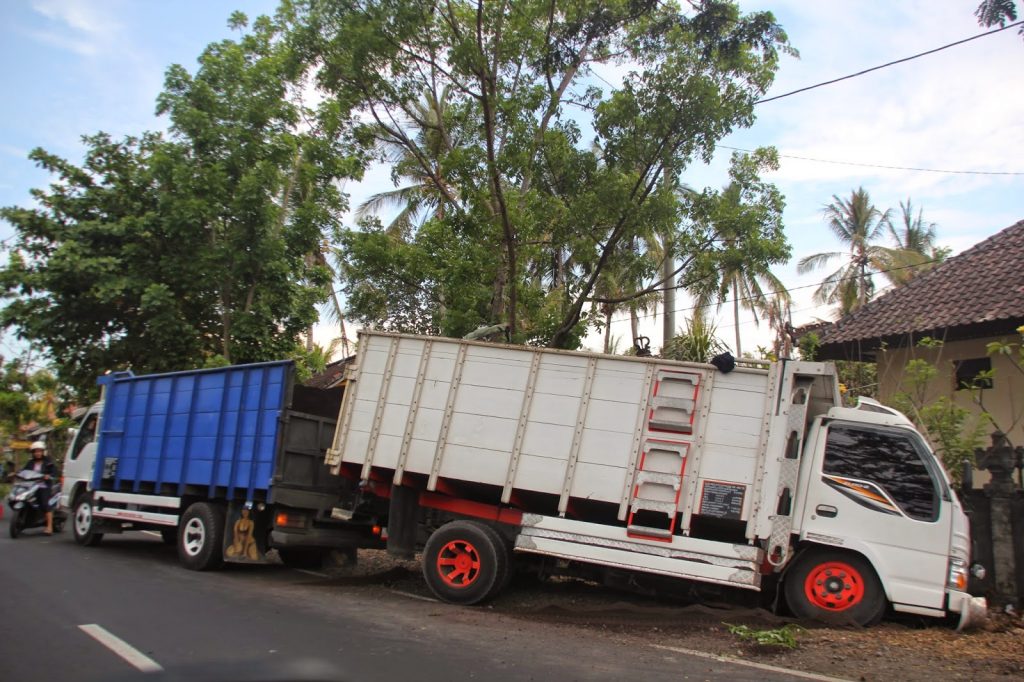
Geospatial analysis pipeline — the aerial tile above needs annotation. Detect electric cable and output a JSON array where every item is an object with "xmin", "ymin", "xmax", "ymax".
[{"xmin": 756, "ymin": 21, "xmax": 1024, "ymax": 105}]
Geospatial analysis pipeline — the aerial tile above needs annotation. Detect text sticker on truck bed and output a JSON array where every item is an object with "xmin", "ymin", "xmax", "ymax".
[{"xmin": 699, "ymin": 480, "xmax": 745, "ymax": 520}]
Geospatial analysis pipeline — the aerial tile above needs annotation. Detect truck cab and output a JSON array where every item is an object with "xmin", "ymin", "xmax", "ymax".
[
  {"xmin": 789, "ymin": 399, "xmax": 984, "ymax": 628},
  {"xmin": 60, "ymin": 404, "xmax": 101, "ymax": 513}
]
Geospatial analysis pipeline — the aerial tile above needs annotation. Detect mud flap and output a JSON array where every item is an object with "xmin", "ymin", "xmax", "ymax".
[{"xmin": 223, "ymin": 501, "xmax": 272, "ymax": 564}]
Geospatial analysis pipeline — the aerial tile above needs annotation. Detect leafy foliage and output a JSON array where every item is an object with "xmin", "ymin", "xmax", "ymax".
[
  {"xmin": 888, "ymin": 339, "xmax": 988, "ymax": 486},
  {"xmin": 293, "ymin": 0, "xmax": 794, "ymax": 347},
  {"xmin": 977, "ymin": 326, "xmax": 1024, "ymax": 442},
  {"xmin": 0, "ymin": 13, "xmax": 362, "ymax": 397},
  {"xmin": 975, "ymin": 0, "xmax": 1022, "ymax": 39},
  {"xmin": 725, "ymin": 623, "xmax": 804, "ymax": 649},
  {"xmin": 687, "ymin": 148, "xmax": 790, "ymax": 356},
  {"xmin": 797, "ymin": 187, "xmax": 893, "ymax": 316},
  {"xmin": 661, "ymin": 312, "xmax": 730, "ymax": 363},
  {"xmin": 877, "ymin": 199, "xmax": 946, "ymax": 286}
]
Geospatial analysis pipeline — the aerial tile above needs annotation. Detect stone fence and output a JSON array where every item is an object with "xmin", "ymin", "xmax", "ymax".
[{"xmin": 962, "ymin": 432, "xmax": 1024, "ymax": 609}]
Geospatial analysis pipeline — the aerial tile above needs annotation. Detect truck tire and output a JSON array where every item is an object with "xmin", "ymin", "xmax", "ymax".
[
  {"xmin": 73, "ymin": 493, "xmax": 104, "ymax": 547},
  {"xmin": 422, "ymin": 520, "xmax": 510, "ymax": 605},
  {"xmin": 784, "ymin": 550, "xmax": 886, "ymax": 626},
  {"xmin": 178, "ymin": 502, "xmax": 226, "ymax": 571}
]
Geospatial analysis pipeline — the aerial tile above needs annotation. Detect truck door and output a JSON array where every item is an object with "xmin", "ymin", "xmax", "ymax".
[
  {"xmin": 800, "ymin": 421, "xmax": 952, "ymax": 611},
  {"xmin": 60, "ymin": 409, "xmax": 100, "ymax": 508}
]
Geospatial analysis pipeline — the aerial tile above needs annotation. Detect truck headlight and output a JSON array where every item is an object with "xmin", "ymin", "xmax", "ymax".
[{"xmin": 948, "ymin": 558, "xmax": 969, "ymax": 591}]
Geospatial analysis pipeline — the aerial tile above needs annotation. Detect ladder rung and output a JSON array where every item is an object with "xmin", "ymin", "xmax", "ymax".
[
  {"xmin": 630, "ymin": 498, "xmax": 678, "ymax": 514},
  {"xmin": 651, "ymin": 397, "xmax": 695, "ymax": 411},
  {"xmin": 636, "ymin": 471, "xmax": 681, "ymax": 487},
  {"xmin": 626, "ymin": 524, "xmax": 674, "ymax": 539}
]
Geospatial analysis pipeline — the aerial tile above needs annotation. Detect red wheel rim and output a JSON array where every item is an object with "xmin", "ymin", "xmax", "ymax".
[
  {"xmin": 436, "ymin": 539, "xmax": 482, "ymax": 588},
  {"xmin": 804, "ymin": 561, "xmax": 865, "ymax": 611}
]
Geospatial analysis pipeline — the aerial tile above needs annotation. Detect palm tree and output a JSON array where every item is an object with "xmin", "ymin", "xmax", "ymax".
[
  {"xmin": 880, "ymin": 199, "xmax": 943, "ymax": 286},
  {"xmin": 592, "ymin": 238, "xmax": 663, "ymax": 354},
  {"xmin": 797, "ymin": 187, "xmax": 893, "ymax": 316},
  {"xmin": 693, "ymin": 181, "xmax": 789, "ymax": 357},
  {"xmin": 755, "ymin": 292, "xmax": 793, "ymax": 359},
  {"xmin": 356, "ymin": 87, "xmax": 458, "ymax": 239}
]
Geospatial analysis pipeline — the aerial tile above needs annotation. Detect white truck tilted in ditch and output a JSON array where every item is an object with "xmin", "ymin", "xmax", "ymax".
[{"xmin": 325, "ymin": 331, "xmax": 986, "ymax": 627}]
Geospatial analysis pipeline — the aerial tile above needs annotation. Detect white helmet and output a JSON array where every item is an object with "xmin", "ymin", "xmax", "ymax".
[{"xmin": 29, "ymin": 441, "xmax": 45, "ymax": 451}]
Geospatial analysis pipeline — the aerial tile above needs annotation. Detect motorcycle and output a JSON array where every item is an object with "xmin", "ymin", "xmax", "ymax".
[{"xmin": 7, "ymin": 469, "xmax": 66, "ymax": 538}]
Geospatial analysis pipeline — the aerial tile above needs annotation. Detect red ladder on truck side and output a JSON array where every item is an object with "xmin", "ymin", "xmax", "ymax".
[{"xmin": 627, "ymin": 369, "xmax": 700, "ymax": 540}]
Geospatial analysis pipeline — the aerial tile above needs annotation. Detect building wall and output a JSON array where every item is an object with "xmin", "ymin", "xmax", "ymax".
[{"xmin": 876, "ymin": 336, "xmax": 1023, "ymax": 487}]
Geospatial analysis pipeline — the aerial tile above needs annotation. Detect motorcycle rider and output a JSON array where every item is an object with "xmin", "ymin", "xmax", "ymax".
[{"xmin": 22, "ymin": 441, "xmax": 56, "ymax": 534}]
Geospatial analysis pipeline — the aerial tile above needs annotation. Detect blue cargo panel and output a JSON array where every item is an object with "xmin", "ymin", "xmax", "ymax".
[{"xmin": 94, "ymin": 361, "xmax": 291, "ymax": 500}]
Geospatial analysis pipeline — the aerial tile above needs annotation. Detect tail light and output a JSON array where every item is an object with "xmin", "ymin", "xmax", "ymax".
[{"xmin": 274, "ymin": 511, "xmax": 308, "ymax": 529}]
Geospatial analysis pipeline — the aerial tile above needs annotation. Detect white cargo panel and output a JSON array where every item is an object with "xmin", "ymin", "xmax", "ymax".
[{"xmin": 329, "ymin": 332, "xmax": 786, "ymax": 527}]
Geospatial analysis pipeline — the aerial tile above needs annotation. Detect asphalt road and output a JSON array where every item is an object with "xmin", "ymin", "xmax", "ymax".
[{"xmin": 0, "ymin": 521, "xmax": 815, "ymax": 682}]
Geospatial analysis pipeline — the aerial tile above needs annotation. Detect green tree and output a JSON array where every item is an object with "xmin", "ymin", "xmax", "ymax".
[
  {"xmin": 687, "ymin": 148, "xmax": 789, "ymax": 357},
  {"xmin": 879, "ymin": 199, "xmax": 946, "ymax": 286},
  {"xmin": 661, "ymin": 311, "xmax": 730, "ymax": 364},
  {"xmin": 888, "ymin": 339, "xmax": 988, "ymax": 486},
  {"xmin": 0, "ymin": 133, "xmax": 210, "ymax": 394},
  {"xmin": 293, "ymin": 0, "xmax": 794, "ymax": 348},
  {"xmin": 157, "ymin": 11, "xmax": 360, "ymax": 364},
  {"xmin": 356, "ymin": 87, "xmax": 458, "ymax": 239},
  {"xmin": 797, "ymin": 187, "xmax": 893, "ymax": 316},
  {"xmin": 975, "ymin": 1, "xmax": 1022, "ymax": 38},
  {"xmin": 0, "ymin": 12, "xmax": 362, "ymax": 397}
]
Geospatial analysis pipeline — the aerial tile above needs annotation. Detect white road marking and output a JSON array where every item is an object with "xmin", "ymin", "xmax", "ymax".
[
  {"xmin": 294, "ymin": 568, "xmax": 329, "ymax": 578},
  {"xmin": 649, "ymin": 643, "xmax": 851, "ymax": 682},
  {"xmin": 141, "ymin": 531, "xmax": 162, "ymax": 538},
  {"xmin": 390, "ymin": 589, "xmax": 440, "ymax": 603},
  {"xmin": 78, "ymin": 624, "xmax": 163, "ymax": 673}
]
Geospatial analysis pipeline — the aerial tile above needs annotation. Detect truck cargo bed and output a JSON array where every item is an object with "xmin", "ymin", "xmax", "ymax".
[{"xmin": 94, "ymin": 362, "xmax": 342, "ymax": 505}]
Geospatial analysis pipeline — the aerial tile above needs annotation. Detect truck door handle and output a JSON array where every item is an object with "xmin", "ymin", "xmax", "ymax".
[{"xmin": 815, "ymin": 504, "xmax": 838, "ymax": 518}]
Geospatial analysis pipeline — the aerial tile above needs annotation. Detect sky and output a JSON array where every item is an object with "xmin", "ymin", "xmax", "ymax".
[{"xmin": 1, "ymin": 0, "xmax": 1022, "ymax": 362}]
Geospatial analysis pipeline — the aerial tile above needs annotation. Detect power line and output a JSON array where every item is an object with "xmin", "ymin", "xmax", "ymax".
[
  {"xmin": 756, "ymin": 21, "xmax": 1024, "ymax": 105},
  {"xmin": 719, "ymin": 145, "xmax": 1024, "ymax": 177}
]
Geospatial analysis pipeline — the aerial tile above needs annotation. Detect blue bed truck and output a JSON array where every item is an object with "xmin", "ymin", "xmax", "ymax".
[{"xmin": 61, "ymin": 361, "xmax": 382, "ymax": 569}]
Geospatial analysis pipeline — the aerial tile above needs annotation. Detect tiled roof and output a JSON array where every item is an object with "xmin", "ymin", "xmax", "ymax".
[
  {"xmin": 819, "ymin": 220, "xmax": 1024, "ymax": 346},
  {"xmin": 304, "ymin": 356, "xmax": 354, "ymax": 389}
]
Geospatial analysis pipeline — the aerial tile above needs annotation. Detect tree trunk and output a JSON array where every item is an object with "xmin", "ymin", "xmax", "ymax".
[
  {"xmin": 733, "ymin": 276, "xmax": 742, "ymax": 358},
  {"xmin": 661, "ymin": 167, "xmax": 675, "ymax": 350},
  {"xmin": 603, "ymin": 307, "xmax": 613, "ymax": 354}
]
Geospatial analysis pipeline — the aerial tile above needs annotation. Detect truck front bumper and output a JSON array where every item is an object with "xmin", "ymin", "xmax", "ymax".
[{"xmin": 948, "ymin": 590, "xmax": 988, "ymax": 631}]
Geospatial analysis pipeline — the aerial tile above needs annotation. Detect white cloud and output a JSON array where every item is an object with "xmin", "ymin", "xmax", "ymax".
[
  {"xmin": 26, "ymin": 28, "xmax": 98, "ymax": 56},
  {"xmin": 28, "ymin": 0, "xmax": 122, "ymax": 56},
  {"xmin": 31, "ymin": 0, "xmax": 119, "ymax": 35},
  {"xmin": 0, "ymin": 144, "xmax": 29, "ymax": 158}
]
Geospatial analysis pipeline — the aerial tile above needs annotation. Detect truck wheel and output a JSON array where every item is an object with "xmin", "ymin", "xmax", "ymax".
[
  {"xmin": 73, "ymin": 493, "xmax": 104, "ymax": 547},
  {"xmin": 785, "ymin": 550, "xmax": 886, "ymax": 626},
  {"xmin": 178, "ymin": 502, "xmax": 226, "ymax": 571},
  {"xmin": 422, "ymin": 520, "xmax": 510, "ymax": 605}
]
